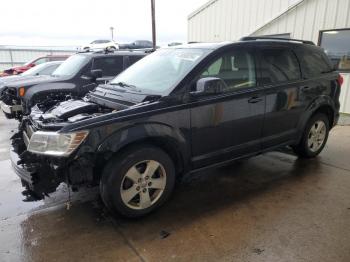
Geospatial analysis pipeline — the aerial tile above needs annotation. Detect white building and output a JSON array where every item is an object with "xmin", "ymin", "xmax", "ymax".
[{"xmin": 188, "ymin": 0, "xmax": 350, "ymax": 113}]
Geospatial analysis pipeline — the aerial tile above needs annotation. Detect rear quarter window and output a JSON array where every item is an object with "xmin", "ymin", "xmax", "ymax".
[
  {"xmin": 128, "ymin": 55, "xmax": 144, "ymax": 66},
  {"xmin": 295, "ymin": 47, "xmax": 333, "ymax": 78}
]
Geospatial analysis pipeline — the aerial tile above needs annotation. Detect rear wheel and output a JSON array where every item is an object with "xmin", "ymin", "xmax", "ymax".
[
  {"xmin": 292, "ymin": 113, "xmax": 329, "ymax": 158},
  {"xmin": 100, "ymin": 145, "xmax": 176, "ymax": 218}
]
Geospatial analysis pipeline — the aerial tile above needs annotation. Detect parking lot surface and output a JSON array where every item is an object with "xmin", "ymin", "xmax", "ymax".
[{"xmin": 0, "ymin": 114, "xmax": 349, "ymax": 262}]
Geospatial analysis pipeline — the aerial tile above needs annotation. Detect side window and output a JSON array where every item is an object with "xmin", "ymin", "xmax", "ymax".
[
  {"xmin": 259, "ymin": 49, "xmax": 301, "ymax": 85},
  {"xmin": 92, "ymin": 56, "xmax": 124, "ymax": 77},
  {"xmin": 202, "ymin": 58, "xmax": 222, "ymax": 76},
  {"xmin": 295, "ymin": 48, "xmax": 333, "ymax": 78},
  {"xmin": 200, "ymin": 50, "xmax": 256, "ymax": 91},
  {"xmin": 128, "ymin": 55, "xmax": 143, "ymax": 66}
]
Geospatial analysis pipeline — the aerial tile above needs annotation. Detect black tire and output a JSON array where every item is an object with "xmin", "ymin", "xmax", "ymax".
[
  {"xmin": 109, "ymin": 46, "xmax": 117, "ymax": 50},
  {"xmin": 100, "ymin": 145, "xmax": 176, "ymax": 218},
  {"xmin": 292, "ymin": 113, "xmax": 330, "ymax": 158}
]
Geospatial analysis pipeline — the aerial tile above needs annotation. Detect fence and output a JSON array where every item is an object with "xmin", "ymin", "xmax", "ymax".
[{"xmin": 0, "ymin": 47, "xmax": 77, "ymax": 71}]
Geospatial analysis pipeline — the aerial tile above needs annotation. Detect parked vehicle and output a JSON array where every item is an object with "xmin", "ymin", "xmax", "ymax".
[
  {"xmin": 81, "ymin": 40, "xmax": 119, "ymax": 51},
  {"xmin": 0, "ymin": 50, "xmax": 147, "ymax": 119},
  {"xmin": 119, "ymin": 40, "xmax": 154, "ymax": 49},
  {"xmin": 0, "ymin": 55, "xmax": 69, "ymax": 76},
  {"xmin": 11, "ymin": 38, "xmax": 341, "ymax": 218},
  {"xmin": 168, "ymin": 42, "xmax": 183, "ymax": 46},
  {"xmin": 0, "ymin": 61, "xmax": 62, "ymax": 96}
]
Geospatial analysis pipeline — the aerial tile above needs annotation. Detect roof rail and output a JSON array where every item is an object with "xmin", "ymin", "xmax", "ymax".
[
  {"xmin": 240, "ymin": 36, "xmax": 315, "ymax": 45},
  {"xmin": 76, "ymin": 47, "xmax": 155, "ymax": 55}
]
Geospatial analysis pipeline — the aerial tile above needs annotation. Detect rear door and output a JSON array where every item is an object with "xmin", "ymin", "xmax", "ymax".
[
  {"xmin": 190, "ymin": 47, "xmax": 265, "ymax": 168},
  {"xmin": 257, "ymin": 46, "xmax": 304, "ymax": 148}
]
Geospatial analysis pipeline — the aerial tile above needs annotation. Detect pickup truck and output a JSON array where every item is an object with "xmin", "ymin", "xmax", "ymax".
[{"xmin": 0, "ymin": 50, "xmax": 147, "ymax": 119}]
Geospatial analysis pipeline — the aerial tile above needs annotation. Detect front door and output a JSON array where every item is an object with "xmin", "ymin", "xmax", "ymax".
[{"xmin": 190, "ymin": 48, "xmax": 265, "ymax": 169}]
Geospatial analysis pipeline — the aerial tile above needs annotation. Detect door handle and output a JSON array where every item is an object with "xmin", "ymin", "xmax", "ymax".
[
  {"xmin": 248, "ymin": 96, "xmax": 263, "ymax": 103},
  {"xmin": 301, "ymin": 86, "xmax": 310, "ymax": 90}
]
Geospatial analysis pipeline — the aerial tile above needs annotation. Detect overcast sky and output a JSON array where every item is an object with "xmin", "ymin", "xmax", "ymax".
[{"xmin": 0, "ymin": 0, "xmax": 207, "ymax": 47}]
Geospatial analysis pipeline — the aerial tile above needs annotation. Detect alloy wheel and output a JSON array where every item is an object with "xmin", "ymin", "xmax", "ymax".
[
  {"xmin": 120, "ymin": 160, "xmax": 167, "ymax": 210},
  {"xmin": 307, "ymin": 120, "xmax": 326, "ymax": 152}
]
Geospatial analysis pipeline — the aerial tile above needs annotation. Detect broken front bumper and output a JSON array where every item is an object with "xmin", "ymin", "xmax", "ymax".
[
  {"xmin": 0, "ymin": 101, "xmax": 22, "ymax": 115},
  {"xmin": 10, "ymin": 147, "xmax": 34, "ymax": 185},
  {"xmin": 10, "ymin": 139, "xmax": 62, "ymax": 200}
]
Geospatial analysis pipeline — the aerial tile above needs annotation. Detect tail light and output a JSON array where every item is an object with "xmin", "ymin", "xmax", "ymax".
[{"xmin": 338, "ymin": 74, "xmax": 344, "ymax": 87}]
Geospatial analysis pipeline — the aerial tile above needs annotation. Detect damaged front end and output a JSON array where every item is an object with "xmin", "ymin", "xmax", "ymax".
[
  {"xmin": 10, "ymin": 99, "xmax": 111, "ymax": 200},
  {"xmin": 11, "ymin": 129, "xmax": 66, "ymax": 200},
  {"xmin": 10, "ymin": 83, "xmax": 159, "ymax": 200}
]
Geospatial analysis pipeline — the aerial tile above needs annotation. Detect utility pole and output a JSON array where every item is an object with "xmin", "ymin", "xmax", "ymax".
[
  {"xmin": 110, "ymin": 27, "xmax": 114, "ymax": 41},
  {"xmin": 151, "ymin": 0, "xmax": 156, "ymax": 49}
]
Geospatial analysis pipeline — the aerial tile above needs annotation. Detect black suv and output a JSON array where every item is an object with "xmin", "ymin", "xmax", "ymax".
[
  {"xmin": 11, "ymin": 38, "xmax": 341, "ymax": 218},
  {"xmin": 0, "ymin": 50, "xmax": 147, "ymax": 119}
]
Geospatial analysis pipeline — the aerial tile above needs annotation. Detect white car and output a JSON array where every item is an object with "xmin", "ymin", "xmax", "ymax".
[{"xmin": 82, "ymin": 40, "xmax": 119, "ymax": 51}]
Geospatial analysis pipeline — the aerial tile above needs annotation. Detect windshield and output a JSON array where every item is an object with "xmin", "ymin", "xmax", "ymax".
[
  {"xmin": 22, "ymin": 62, "xmax": 53, "ymax": 76},
  {"xmin": 110, "ymin": 48, "xmax": 210, "ymax": 94},
  {"xmin": 52, "ymin": 54, "xmax": 88, "ymax": 77}
]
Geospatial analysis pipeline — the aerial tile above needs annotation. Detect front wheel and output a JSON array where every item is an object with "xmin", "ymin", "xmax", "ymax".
[
  {"xmin": 100, "ymin": 145, "xmax": 176, "ymax": 218},
  {"xmin": 292, "ymin": 113, "xmax": 330, "ymax": 158}
]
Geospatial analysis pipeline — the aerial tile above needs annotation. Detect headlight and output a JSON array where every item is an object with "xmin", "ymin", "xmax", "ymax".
[{"xmin": 28, "ymin": 131, "xmax": 89, "ymax": 157}]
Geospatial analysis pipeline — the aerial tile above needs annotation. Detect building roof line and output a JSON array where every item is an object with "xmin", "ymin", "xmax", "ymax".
[
  {"xmin": 188, "ymin": 0, "xmax": 219, "ymax": 20},
  {"xmin": 249, "ymin": 0, "xmax": 307, "ymax": 36}
]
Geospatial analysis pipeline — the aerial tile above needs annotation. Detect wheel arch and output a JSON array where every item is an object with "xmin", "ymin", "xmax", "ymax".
[
  {"xmin": 96, "ymin": 123, "xmax": 190, "ymax": 176},
  {"xmin": 296, "ymin": 96, "xmax": 337, "ymax": 143}
]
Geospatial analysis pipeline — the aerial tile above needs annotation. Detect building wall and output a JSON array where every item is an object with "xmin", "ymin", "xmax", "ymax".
[
  {"xmin": 252, "ymin": 0, "xmax": 350, "ymax": 43},
  {"xmin": 188, "ymin": 0, "xmax": 300, "ymax": 42}
]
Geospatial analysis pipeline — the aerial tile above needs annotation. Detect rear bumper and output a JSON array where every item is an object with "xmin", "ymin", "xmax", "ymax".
[{"xmin": 0, "ymin": 101, "xmax": 22, "ymax": 115}]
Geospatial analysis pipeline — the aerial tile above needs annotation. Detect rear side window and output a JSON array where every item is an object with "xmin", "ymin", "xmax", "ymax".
[
  {"xmin": 128, "ymin": 55, "xmax": 143, "ymax": 66},
  {"xmin": 295, "ymin": 48, "xmax": 333, "ymax": 78},
  {"xmin": 259, "ymin": 48, "xmax": 301, "ymax": 85},
  {"xmin": 92, "ymin": 56, "xmax": 124, "ymax": 77}
]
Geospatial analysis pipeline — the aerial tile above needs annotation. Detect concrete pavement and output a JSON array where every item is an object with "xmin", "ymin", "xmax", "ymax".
[{"xmin": 0, "ymin": 114, "xmax": 349, "ymax": 262}]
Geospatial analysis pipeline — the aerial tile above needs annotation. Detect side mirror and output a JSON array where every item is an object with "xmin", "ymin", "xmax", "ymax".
[
  {"xmin": 29, "ymin": 63, "xmax": 36, "ymax": 67},
  {"xmin": 90, "ymin": 69, "xmax": 103, "ymax": 80},
  {"xmin": 190, "ymin": 77, "xmax": 226, "ymax": 97}
]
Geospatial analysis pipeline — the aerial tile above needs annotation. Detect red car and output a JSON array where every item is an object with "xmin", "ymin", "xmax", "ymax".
[{"xmin": 0, "ymin": 55, "xmax": 69, "ymax": 77}]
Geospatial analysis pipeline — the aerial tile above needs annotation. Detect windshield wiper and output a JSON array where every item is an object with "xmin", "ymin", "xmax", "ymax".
[{"xmin": 110, "ymin": 82, "xmax": 141, "ymax": 92}]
